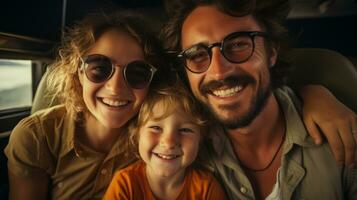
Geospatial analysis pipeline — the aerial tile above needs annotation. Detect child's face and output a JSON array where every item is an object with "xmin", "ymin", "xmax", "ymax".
[{"xmin": 138, "ymin": 103, "xmax": 201, "ymax": 178}]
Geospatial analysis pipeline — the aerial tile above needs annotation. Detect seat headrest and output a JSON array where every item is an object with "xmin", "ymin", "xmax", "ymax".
[{"xmin": 288, "ymin": 48, "xmax": 357, "ymax": 112}]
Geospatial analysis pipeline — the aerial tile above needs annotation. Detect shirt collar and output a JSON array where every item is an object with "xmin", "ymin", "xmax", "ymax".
[
  {"xmin": 209, "ymin": 124, "xmax": 229, "ymax": 157},
  {"xmin": 58, "ymin": 111, "xmax": 135, "ymax": 162},
  {"xmin": 59, "ymin": 109, "xmax": 78, "ymax": 157},
  {"xmin": 274, "ymin": 87, "xmax": 316, "ymax": 152}
]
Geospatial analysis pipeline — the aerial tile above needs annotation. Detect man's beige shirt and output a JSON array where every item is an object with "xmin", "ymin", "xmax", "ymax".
[{"xmin": 203, "ymin": 87, "xmax": 357, "ymax": 200}]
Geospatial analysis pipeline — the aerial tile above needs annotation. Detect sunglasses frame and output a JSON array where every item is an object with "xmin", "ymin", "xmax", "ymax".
[
  {"xmin": 80, "ymin": 54, "xmax": 157, "ymax": 89},
  {"xmin": 178, "ymin": 31, "xmax": 268, "ymax": 73}
]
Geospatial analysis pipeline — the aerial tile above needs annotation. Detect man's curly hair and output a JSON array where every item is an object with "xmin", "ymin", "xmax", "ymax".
[{"xmin": 161, "ymin": 0, "xmax": 292, "ymax": 88}]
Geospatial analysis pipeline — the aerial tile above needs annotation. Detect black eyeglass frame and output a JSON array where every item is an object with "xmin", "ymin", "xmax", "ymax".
[
  {"xmin": 80, "ymin": 54, "xmax": 157, "ymax": 89},
  {"xmin": 178, "ymin": 31, "xmax": 268, "ymax": 73}
]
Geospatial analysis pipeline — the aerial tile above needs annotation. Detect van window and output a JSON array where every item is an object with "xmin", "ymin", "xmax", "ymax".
[{"xmin": 0, "ymin": 59, "xmax": 32, "ymax": 110}]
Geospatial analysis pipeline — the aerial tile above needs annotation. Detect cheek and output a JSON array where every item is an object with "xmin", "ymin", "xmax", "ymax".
[
  {"xmin": 252, "ymin": 40, "xmax": 273, "ymax": 67},
  {"xmin": 186, "ymin": 71, "xmax": 202, "ymax": 94},
  {"xmin": 253, "ymin": 51, "xmax": 271, "ymax": 82},
  {"xmin": 138, "ymin": 132, "xmax": 154, "ymax": 155},
  {"xmin": 82, "ymin": 82, "xmax": 98, "ymax": 105},
  {"xmin": 244, "ymin": 46, "xmax": 270, "ymax": 78},
  {"xmin": 251, "ymin": 47, "xmax": 267, "ymax": 65},
  {"xmin": 138, "ymin": 135, "xmax": 148, "ymax": 159},
  {"xmin": 133, "ymin": 89, "xmax": 149, "ymax": 106},
  {"xmin": 183, "ymin": 136, "xmax": 200, "ymax": 157}
]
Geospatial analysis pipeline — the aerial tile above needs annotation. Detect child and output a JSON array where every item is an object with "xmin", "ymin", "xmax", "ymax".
[{"xmin": 103, "ymin": 80, "xmax": 226, "ymax": 200}]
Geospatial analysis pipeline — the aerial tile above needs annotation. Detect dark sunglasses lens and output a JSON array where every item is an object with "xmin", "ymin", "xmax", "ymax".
[
  {"xmin": 84, "ymin": 55, "xmax": 113, "ymax": 83},
  {"xmin": 125, "ymin": 61, "xmax": 153, "ymax": 89}
]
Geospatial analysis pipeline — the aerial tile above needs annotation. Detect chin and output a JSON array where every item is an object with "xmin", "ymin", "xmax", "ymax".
[
  {"xmin": 154, "ymin": 166, "xmax": 181, "ymax": 177},
  {"xmin": 100, "ymin": 118, "xmax": 127, "ymax": 129}
]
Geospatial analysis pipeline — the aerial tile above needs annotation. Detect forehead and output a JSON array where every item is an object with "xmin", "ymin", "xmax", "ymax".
[
  {"xmin": 150, "ymin": 100, "xmax": 180, "ymax": 117},
  {"xmin": 87, "ymin": 29, "xmax": 144, "ymax": 62},
  {"xmin": 181, "ymin": 5, "xmax": 262, "ymax": 49},
  {"xmin": 148, "ymin": 101, "xmax": 193, "ymax": 121}
]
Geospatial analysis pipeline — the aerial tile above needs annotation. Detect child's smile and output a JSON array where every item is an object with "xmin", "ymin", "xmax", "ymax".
[
  {"xmin": 138, "ymin": 103, "xmax": 201, "ymax": 178},
  {"xmin": 153, "ymin": 152, "xmax": 181, "ymax": 160}
]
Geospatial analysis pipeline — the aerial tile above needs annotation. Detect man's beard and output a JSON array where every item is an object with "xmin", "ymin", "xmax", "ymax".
[{"xmin": 200, "ymin": 75, "xmax": 271, "ymax": 129}]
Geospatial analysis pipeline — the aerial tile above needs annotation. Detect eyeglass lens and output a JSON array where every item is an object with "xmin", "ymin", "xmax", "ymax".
[
  {"xmin": 83, "ymin": 54, "xmax": 155, "ymax": 89},
  {"xmin": 181, "ymin": 32, "xmax": 256, "ymax": 73},
  {"xmin": 125, "ymin": 61, "xmax": 155, "ymax": 89}
]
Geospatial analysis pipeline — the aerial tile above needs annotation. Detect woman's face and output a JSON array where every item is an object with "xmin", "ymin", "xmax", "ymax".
[{"xmin": 79, "ymin": 29, "xmax": 148, "ymax": 129}]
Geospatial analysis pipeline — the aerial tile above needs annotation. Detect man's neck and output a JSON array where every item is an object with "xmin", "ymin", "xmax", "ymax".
[
  {"xmin": 227, "ymin": 93, "xmax": 285, "ymax": 151},
  {"xmin": 226, "ymin": 93, "xmax": 286, "ymax": 199}
]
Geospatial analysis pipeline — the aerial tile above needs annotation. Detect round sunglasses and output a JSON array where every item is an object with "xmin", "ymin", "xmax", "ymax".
[
  {"xmin": 80, "ymin": 54, "xmax": 157, "ymax": 89},
  {"xmin": 178, "ymin": 31, "xmax": 267, "ymax": 73}
]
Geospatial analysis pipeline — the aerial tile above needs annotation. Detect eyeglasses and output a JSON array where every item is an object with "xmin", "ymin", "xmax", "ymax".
[
  {"xmin": 80, "ymin": 54, "xmax": 157, "ymax": 89},
  {"xmin": 178, "ymin": 31, "xmax": 268, "ymax": 73}
]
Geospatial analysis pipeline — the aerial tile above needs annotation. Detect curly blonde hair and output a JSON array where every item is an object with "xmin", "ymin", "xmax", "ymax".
[{"xmin": 47, "ymin": 10, "xmax": 168, "ymax": 120}]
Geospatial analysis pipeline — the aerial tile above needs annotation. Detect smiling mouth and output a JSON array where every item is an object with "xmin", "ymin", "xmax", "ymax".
[
  {"xmin": 153, "ymin": 152, "xmax": 181, "ymax": 160},
  {"xmin": 100, "ymin": 98, "xmax": 129, "ymax": 107},
  {"xmin": 202, "ymin": 75, "xmax": 253, "ymax": 98},
  {"xmin": 211, "ymin": 85, "xmax": 244, "ymax": 97}
]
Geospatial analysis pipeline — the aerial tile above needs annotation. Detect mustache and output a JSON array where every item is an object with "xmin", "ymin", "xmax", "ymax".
[{"xmin": 200, "ymin": 75, "xmax": 255, "ymax": 93}]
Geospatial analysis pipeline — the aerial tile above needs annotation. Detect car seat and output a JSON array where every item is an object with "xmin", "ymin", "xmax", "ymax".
[{"xmin": 287, "ymin": 48, "xmax": 357, "ymax": 112}]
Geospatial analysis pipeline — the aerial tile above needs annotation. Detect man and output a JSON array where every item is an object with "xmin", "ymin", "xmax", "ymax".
[{"xmin": 162, "ymin": 0, "xmax": 357, "ymax": 199}]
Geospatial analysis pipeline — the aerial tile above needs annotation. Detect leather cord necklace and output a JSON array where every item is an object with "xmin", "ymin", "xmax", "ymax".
[{"xmin": 241, "ymin": 133, "xmax": 286, "ymax": 172}]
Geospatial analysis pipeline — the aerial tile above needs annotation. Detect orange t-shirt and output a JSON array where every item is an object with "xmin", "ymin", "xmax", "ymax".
[{"xmin": 103, "ymin": 161, "xmax": 226, "ymax": 200}]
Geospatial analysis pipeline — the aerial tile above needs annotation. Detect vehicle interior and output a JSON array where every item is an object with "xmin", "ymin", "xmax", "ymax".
[{"xmin": 0, "ymin": 0, "xmax": 356, "ymax": 198}]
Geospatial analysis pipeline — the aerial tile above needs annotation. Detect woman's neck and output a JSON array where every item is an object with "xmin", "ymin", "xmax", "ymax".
[
  {"xmin": 145, "ymin": 165, "xmax": 186, "ymax": 200},
  {"xmin": 81, "ymin": 114, "xmax": 122, "ymax": 153}
]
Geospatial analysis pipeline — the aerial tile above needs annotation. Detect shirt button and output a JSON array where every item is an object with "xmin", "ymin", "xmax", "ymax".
[
  {"xmin": 101, "ymin": 169, "xmax": 107, "ymax": 175},
  {"xmin": 240, "ymin": 186, "xmax": 247, "ymax": 194}
]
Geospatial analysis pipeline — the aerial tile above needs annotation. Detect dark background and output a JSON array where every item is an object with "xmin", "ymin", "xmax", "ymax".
[{"xmin": 0, "ymin": 0, "xmax": 356, "ymax": 56}]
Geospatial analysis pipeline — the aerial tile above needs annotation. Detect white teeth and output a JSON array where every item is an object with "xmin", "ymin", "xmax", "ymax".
[
  {"xmin": 102, "ymin": 98, "xmax": 128, "ymax": 107},
  {"xmin": 155, "ymin": 153, "xmax": 179, "ymax": 160},
  {"xmin": 212, "ymin": 86, "xmax": 243, "ymax": 97}
]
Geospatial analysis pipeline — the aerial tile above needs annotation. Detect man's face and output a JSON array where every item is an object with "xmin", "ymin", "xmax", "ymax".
[{"xmin": 181, "ymin": 5, "xmax": 277, "ymax": 129}]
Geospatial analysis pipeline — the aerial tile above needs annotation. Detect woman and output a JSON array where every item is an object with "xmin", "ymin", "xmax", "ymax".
[
  {"xmin": 4, "ymin": 10, "xmax": 356, "ymax": 200},
  {"xmin": 5, "ymin": 11, "xmax": 170, "ymax": 199}
]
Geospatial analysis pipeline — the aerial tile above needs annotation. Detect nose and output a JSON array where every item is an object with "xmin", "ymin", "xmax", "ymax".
[
  {"xmin": 206, "ymin": 48, "xmax": 235, "ymax": 80},
  {"xmin": 159, "ymin": 131, "xmax": 180, "ymax": 149},
  {"xmin": 105, "ymin": 67, "xmax": 129, "ymax": 92}
]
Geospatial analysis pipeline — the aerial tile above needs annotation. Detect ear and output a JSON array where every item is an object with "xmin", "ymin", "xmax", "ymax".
[
  {"xmin": 78, "ymin": 67, "xmax": 84, "ymax": 86},
  {"xmin": 269, "ymin": 43, "xmax": 279, "ymax": 67}
]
